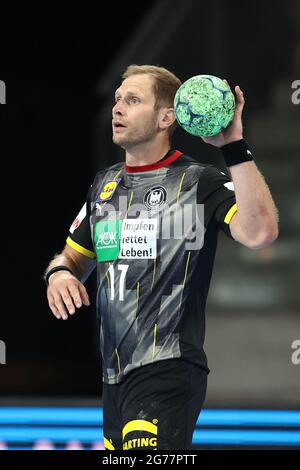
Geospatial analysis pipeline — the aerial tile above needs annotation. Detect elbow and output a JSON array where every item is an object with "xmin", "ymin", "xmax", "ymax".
[{"xmin": 245, "ymin": 225, "xmax": 279, "ymax": 250}]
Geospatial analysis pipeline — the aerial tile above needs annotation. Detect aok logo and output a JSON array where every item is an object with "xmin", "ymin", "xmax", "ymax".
[
  {"xmin": 94, "ymin": 220, "xmax": 122, "ymax": 262},
  {"xmin": 0, "ymin": 340, "xmax": 6, "ymax": 364},
  {"xmin": 0, "ymin": 81, "xmax": 6, "ymax": 104},
  {"xmin": 96, "ymin": 231, "xmax": 117, "ymax": 247}
]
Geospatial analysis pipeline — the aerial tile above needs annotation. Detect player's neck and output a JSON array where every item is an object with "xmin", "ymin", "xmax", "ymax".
[{"xmin": 125, "ymin": 140, "xmax": 171, "ymax": 167}]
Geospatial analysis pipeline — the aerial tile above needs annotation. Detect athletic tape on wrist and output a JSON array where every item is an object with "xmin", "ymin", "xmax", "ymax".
[
  {"xmin": 44, "ymin": 266, "xmax": 74, "ymax": 285},
  {"xmin": 221, "ymin": 139, "xmax": 254, "ymax": 167}
]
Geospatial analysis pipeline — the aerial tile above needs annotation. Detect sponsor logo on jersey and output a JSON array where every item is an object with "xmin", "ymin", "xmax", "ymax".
[
  {"xmin": 94, "ymin": 220, "xmax": 122, "ymax": 262},
  {"xmin": 69, "ymin": 203, "xmax": 87, "ymax": 234},
  {"xmin": 122, "ymin": 419, "xmax": 158, "ymax": 450},
  {"xmin": 119, "ymin": 219, "xmax": 158, "ymax": 259},
  {"xmin": 97, "ymin": 179, "xmax": 121, "ymax": 203},
  {"xmin": 143, "ymin": 186, "xmax": 167, "ymax": 211},
  {"xmin": 94, "ymin": 218, "xmax": 158, "ymax": 261},
  {"xmin": 123, "ymin": 437, "xmax": 157, "ymax": 450}
]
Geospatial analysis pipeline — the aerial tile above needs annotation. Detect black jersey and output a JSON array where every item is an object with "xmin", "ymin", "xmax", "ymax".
[{"xmin": 67, "ymin": 150, "xmax": 237, "ymax": 384}]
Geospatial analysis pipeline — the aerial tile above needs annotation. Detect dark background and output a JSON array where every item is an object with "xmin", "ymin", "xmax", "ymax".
[
  {"xmin": 1, "ymin": 3, "xmax": 155, "ymax": 396},
  {"xmin": 1, "ymin": 0, "xmax": 299, "ymax": 406}
]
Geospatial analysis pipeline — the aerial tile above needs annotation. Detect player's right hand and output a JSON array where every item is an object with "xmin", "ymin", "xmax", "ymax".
[{"xmin": 47, "ymin": 271, "xmax": 90, "ymax": 320}]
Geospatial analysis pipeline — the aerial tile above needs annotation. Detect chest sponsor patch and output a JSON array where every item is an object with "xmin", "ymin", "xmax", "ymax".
[
  {"xmin": 93, "ymin": 220, "xmax": 122, "ymax": 262},
  {"xmin": 119, "ymin": 218, "xmax": 158, "ymax": 259},
  {"xmin": 96, "ymin": 179, "xmax": 121, "ymax": 203},
  {"xmin": 93, "ymin": 218, "xmax": 158, "ymax": 262}
]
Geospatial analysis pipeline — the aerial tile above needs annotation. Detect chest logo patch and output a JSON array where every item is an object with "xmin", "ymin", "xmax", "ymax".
[
  {"xmin": 119, "ymin": 219, "xmax": 158, "ymax": 259},
  {"xmin": 93, "ymin": 220, "xmax": 122, "ymax": 262},
  {"xmin": 144, "ymin": 186, "xmax": 167, "ymax": 211},
  {"xmin": 96, "ymin": 179, "xmax": 121, "ymax": 203}
]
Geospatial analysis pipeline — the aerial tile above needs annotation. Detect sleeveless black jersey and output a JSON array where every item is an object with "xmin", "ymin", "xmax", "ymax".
[{"xmin": 67, "ymin": 150, "xmax": 237, "ymax": 384}]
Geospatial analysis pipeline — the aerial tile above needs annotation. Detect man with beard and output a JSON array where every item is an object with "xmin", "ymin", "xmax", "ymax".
[{"xmin": 44, "ymin": 65, "xmax": 278, "ymax": 450}]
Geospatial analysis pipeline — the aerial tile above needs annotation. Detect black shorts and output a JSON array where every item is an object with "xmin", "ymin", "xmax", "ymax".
[{"xmin": 102, "ymin": 359, "xmax": 208, "ymax": 450}]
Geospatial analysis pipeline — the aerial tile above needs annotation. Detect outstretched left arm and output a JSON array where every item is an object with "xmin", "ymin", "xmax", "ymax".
[{"xmin": 202, "ymin": 84, "xmax": 279, "ymax": 250}]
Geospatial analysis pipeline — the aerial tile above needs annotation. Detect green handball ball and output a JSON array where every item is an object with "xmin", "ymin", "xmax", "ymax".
[{"xmin": 174, "ymin": 75, "xmax": 235, "ymax": 137}]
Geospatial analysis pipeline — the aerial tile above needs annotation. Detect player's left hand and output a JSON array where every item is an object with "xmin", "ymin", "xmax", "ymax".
[{"xmin": 201, "ymin": 82, "xmax": 245, "ymax": 148}]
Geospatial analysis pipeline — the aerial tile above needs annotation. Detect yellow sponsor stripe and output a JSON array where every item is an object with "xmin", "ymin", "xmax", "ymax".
[
  {"xmin": 182, "ymin": 251, "xmax": 191, "ymax": 287},
  {"xmin": 115, "ymin": 348, "xmax": 121, "ymax": 376},
  {"xmin": 176, "ymin": 172, "xmax": 186, "ymax": 205},
  {"xmin": 113, "ymin": 170, "xmax": 122, "ymax": 180},
  {"xmin": 104, "ymin": 437, "xmax": 115, "ymax": 450},
  {"xmin": 125, "ymin": 191, "xmax": 134, "ymax": 216},
  {"xmin": 179, "ymin": 251, "xmax": 191, "ymax": 307},
  {"xmin": 151, "ymin": 258, "xmax": 156, "ymax": 292},
  {"xmin": 106, "ymin": 270, "xmax": 110, "ymax": 289},
  {"xmin": 122, "ymin": 420, "xmax": 158, "ymax": 440},
  {"xmin": 136, "ymin": 282, "xmax": 140, "ymax": 317},
  {"xmin": 152, "ymin": 323, "xmax": 157, "ymax": 361},
  {"xmin": 224, "ymin": 203, "xmax": 238, "ymax": 224},
  {"xmin": 66, "ymin": 237, "xmax": 95, "ymax": 258}
]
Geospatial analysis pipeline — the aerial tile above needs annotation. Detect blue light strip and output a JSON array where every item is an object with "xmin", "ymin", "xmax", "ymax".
[
  {"xmin": 0, "ymin": 408, "xmax": 300, "ymax": 446},
  {"xmin": 193, "ymin": 429, "xmax": 300, "ymax": 445},
  {"xmin": 7, "ymin": 447, "xmax": 35, "ymax": 451},
  {"xmin": 199, "ymin": 409, "xmax": 300, "ymax": 427},
  {"xmin": 0, "ymin": 408, "xmax": 103, "ymax": 425},
  {"xmin": 0, "ymin": 408, "xmax": 300, "ymax": 426},
  {"xmin": 0, "ymin": 427, "xmax": 103, "ymax": 443},
  {"xmin": 0, "ymin": 427, "xmax": 300, "ymax": 445}
]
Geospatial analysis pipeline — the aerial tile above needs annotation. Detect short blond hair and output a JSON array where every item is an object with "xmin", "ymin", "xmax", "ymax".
[{"xmin": 122, "ymin": 64, "xmax": 182, "ymax": 137}]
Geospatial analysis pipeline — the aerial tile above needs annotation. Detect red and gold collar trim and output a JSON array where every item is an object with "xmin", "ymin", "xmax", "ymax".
[{"xmin": 125, "ymin": 150, "xmax": 183, "ymax": 173}]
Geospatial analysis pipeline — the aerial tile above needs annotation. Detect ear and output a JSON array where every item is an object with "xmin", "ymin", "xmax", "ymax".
[{"xmin": 158, "ymin": 108, "xmax": 176, "ymax": 131}]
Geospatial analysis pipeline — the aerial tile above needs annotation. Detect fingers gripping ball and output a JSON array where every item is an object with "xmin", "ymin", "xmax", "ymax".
[{"xmin": 174, "ymin": 75, "xmax": 235, "ymax": 137}]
